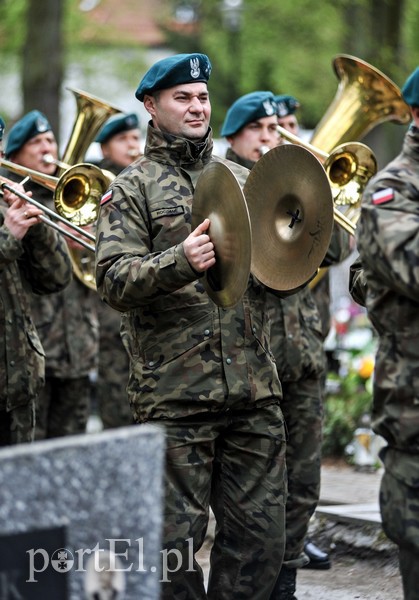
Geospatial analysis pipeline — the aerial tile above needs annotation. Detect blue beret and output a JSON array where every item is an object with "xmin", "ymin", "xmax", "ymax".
[
  {"xmin": 135, "ymin": 53, "xmax": 212, "ymax": 102},
  {"xmin": 5, "ymin": 110, "xmax": 52, "ymax": 158},
  {"xmin": 401, "ymin": 67, "xmax": 419, "ymax": 107},
  {"xmin": 96, "ymin": 113, "xmax": 140, "ymax": 143},
  {"xmin": 0, "ymin": 116, "xmax": 5, "ymax": 142},
  {"xmin": 220, "ymin": 91, "xmax": 278, "ymax": 137},
  {"xmin": 275, "ymin": 95, "xmax": 300, "ymax": 118}
]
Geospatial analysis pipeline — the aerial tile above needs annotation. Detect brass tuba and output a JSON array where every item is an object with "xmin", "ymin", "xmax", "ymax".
[
  {"xmin": 58, "ymin": 88, "xmax": 122, "ymax": 289},
  {"xmin": 278, "ymin": 54, "xmax": 411, "ymax": 236},
  {"xmin": 311, "ymin": 54, "xmax": 411, "ymax": 234},
  {"xmin": 310, "ymin": 54, "xmax": 411, "ymax": 152}
]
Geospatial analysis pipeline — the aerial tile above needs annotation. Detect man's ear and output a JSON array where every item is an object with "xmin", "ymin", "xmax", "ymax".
[{"xmin": 143, "ymin": 95, "xmax": 156, "ymax": 117}]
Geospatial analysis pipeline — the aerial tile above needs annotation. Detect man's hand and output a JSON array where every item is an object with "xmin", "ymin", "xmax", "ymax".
[
  {"xmin": 2, "ymin": 182, "xmax": 42, "ymax": 239},
  {"xmin": 183, "ymin": 218, "xmax": 216, "ymax": 272}
]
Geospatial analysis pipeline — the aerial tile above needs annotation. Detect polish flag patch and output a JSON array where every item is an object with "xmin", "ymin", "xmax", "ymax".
[
  {"xmin": 100, "ymin": 189, "xmax": 113, "ymax": 206},
  {"xmin": 372, "ymin": 188, "xmax": 394, "ymax": 205}
]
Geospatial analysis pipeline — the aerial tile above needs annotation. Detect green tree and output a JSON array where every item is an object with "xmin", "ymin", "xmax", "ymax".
[
  {"xmin": 22, "ymin": 0, "xmax": 65, "ymax": 138},
  {"xmin": 164, "ymin": 0, "xmax": 418, "ymax": 141}
]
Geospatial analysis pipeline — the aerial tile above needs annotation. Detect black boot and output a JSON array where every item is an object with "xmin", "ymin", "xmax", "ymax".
[
  {"xmin": 302, "ymin": 538, "xmax": 331, "ymax": 570},
  {"xmin": 270, "ymin": 565, "xmax": 297, "ymax": 600}
]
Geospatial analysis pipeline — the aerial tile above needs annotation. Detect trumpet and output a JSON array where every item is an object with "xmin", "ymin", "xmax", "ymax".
[{"xmin": 0, "ymin": 177, "xmax": 95, "ymax": 252}]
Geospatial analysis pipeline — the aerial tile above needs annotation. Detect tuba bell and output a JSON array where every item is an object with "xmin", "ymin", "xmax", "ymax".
[
  {"xmin": 58, "ymin": 88, "xmax": 122, "ymax": 289},
  {"xmin": 310, "ymin": 54, "xmax": 411, "ymax": 152},
  {"xmin": 309, "ymin": 54, "xmax": 410, "ymax": 233},
  {"xmin": 277, "ymin": 54, "xmax": 411, "ymax": 236}
]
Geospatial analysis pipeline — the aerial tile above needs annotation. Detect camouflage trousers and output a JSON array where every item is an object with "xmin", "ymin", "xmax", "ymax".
[
  {"xmin": 280, "ymin": 377, "xmax": 323, "ymax": 566},
  {"xmin": 159, "ymin": 402, "xmax": 287, "ymax": 599},
  {"xmin": 379, "ymin": 447, "xmax": 419, "ymax": 600},
  {"xmin": 35, "ymin": 375, "xmax": 91, "ymax": 439},
  {"xmin": 0, "ymin": 402, "xmax": 35, "ymax": 446}
]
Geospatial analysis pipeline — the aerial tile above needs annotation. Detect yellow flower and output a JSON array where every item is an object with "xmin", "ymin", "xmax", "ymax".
[{"xmin": 358, "ymin": 356, "xmax": 375, "ymax": 380}]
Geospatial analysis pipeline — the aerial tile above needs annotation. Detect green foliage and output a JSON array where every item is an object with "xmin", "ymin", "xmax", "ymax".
[
  {"xmin": 323, "ymin": 369, "xmax": 373, "ymax": 457},
  {"xmin": 0, "ymin": 0, "xmax": 27, "ymax": 51},
  {"xmin": 1, "ymin": 0, "xmax": 418, "ymax": 139},
  {"xmin": 198, "ymin": 0, "xmax": 347, "ymax": 130},
  {"xmin": 165, "ymin": 0, "xmax": 419, "ymax": 133}
]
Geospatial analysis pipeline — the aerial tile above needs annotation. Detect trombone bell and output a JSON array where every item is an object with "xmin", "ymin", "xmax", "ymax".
[{"xmin": 54, "ymin": 163, "xmax": 112, "ymax": 226}]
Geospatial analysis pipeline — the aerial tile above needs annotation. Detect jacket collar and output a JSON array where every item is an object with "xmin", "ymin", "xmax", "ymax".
[{"xmin": 144, "ymin": 122, "xmax": 214, "ymax": 169}]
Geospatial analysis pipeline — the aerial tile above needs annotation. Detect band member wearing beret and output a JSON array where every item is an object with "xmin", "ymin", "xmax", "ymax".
[
  {"xmin": 0, "ymin": 117, "xmax": 72, "ymax": 445},
  {"xmin": 275, "ymin": 94, "xmax": 355, "ymax": 585},
  {"xmin": 1, "ymin": 110, "xmax": 99, "ymax": 441},
  {"xmin": 275, "ymin": 95, "xmax": 300, "ymax": 138},
  {"xmin": 95, "ymin": 112, "xmax": 141, "ymax": 173},
  {"xmin": 95, "ymin": 53, "xmax": 304, "ymax": 598},
  {"xmin": 220, "ymin": 91, "xmax": 335, "ymax": 599},
  {"xmin": 220, "ymin": 90, "xmax": 280, "ymax": 164},
  {"xmin": 351, "ymin": 66, "xmax": 419, "ymax": 600}
]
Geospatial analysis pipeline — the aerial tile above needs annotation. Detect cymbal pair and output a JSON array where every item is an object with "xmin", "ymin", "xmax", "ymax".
[{"xmin": 192, "ymin": 144, "xmax": 334, "ymax": 308}]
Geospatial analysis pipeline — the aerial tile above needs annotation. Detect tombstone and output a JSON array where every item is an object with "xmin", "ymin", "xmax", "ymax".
[{"xmin": 0, "ymin": 424, "xmax": 165, "ymax": 599}]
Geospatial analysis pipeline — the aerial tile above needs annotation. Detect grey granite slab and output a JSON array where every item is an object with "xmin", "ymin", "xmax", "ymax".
[{"xmin": 0, "ymin": 424, "xmax": 165, "ymax": 599}]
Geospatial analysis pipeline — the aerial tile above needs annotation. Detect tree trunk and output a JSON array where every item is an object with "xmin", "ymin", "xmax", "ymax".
[{"xmin": 22, "ymin": 0, "xmax": 64, "ymax": 144}]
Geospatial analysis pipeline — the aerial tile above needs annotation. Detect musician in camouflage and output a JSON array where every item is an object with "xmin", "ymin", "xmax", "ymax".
[
  {"xmin": 2, "ymin": 111, "xmax": 99, "ymax": 439},
  {"xmin": 220, "ymin": 92, "xmax": 352, "ymax": 599},
  {"xmin": 353, "ymin": 66, "xmax": 419, "ymax": 600},
  {"xmin": 0, "ymin": 116, "xmax": 72, "ymax": 445},
  {"xmin": 96, "ymin": 54, "xmax": 290, "ymax": 599}
]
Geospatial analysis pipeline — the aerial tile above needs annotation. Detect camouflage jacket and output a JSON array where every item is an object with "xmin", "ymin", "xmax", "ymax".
[
  {"xmin": 355, "ymin": 124, "xmax": 419, "ymax": 454},
  {"xmin": 0, "ymin": 204, "xmax": 72, "ymax": 410},
  {"xmin": 95, "ymin": 124, "xmax": 283, "ymax": 422}
]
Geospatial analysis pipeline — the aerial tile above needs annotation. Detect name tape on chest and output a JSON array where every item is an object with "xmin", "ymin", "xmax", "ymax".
[
  {"xmin": 150, "ymin": 206, "xmax": 185, "ymax": 219},
  {"xmin": 371, "ymin": 188, "xmax": 394, "ymax": 205}
]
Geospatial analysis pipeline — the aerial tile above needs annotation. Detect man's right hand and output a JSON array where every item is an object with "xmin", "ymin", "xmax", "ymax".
[{"xmin": 183, "ymin": 218, "xmax": 216, "ymax": 272}]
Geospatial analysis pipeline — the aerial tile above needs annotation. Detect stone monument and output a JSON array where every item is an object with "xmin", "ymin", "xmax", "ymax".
[{"xmin": 0, "ymin": 424, "xmax": 165, "ymax": 599}]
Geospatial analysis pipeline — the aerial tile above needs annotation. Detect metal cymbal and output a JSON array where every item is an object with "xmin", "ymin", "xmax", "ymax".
[
  {"xmin": 243, "ymin": 144, "xmax": 334, "ymax": 291},
  {"xmin": 192, "ymin": 161, "xmax": 252, "ymax": 308}
]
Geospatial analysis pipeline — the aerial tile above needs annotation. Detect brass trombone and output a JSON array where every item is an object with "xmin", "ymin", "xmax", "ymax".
[
  {"xmin": 0, "ymin": 176, "xmax": 95, "ymax": 252},
  {"xmin": 1, "ymin": 88, "xmax": 122, "ymax": 289},
  {"xmin": 0, "ymin": 157, "xmax": 112, "ymax": 227}
]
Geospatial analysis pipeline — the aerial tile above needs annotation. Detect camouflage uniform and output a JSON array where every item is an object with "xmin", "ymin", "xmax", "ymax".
[
  {"xmin": 0, "ymin": 202, "xmax": 72, "ymax": 445},
  {"xmin": 0, "ymin": 174, "xmax": 100, "ymax": 440},
  {"xmin": 94, "ymin": 158, "xmax": 133, "ymax": 429},
  {"xmin": 96, "ymin": 125, "xmax": 288, "ymax": 599},
  {"xmin": 354, "ymin": 123, "xmax": 419, "ymax": 600}
]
